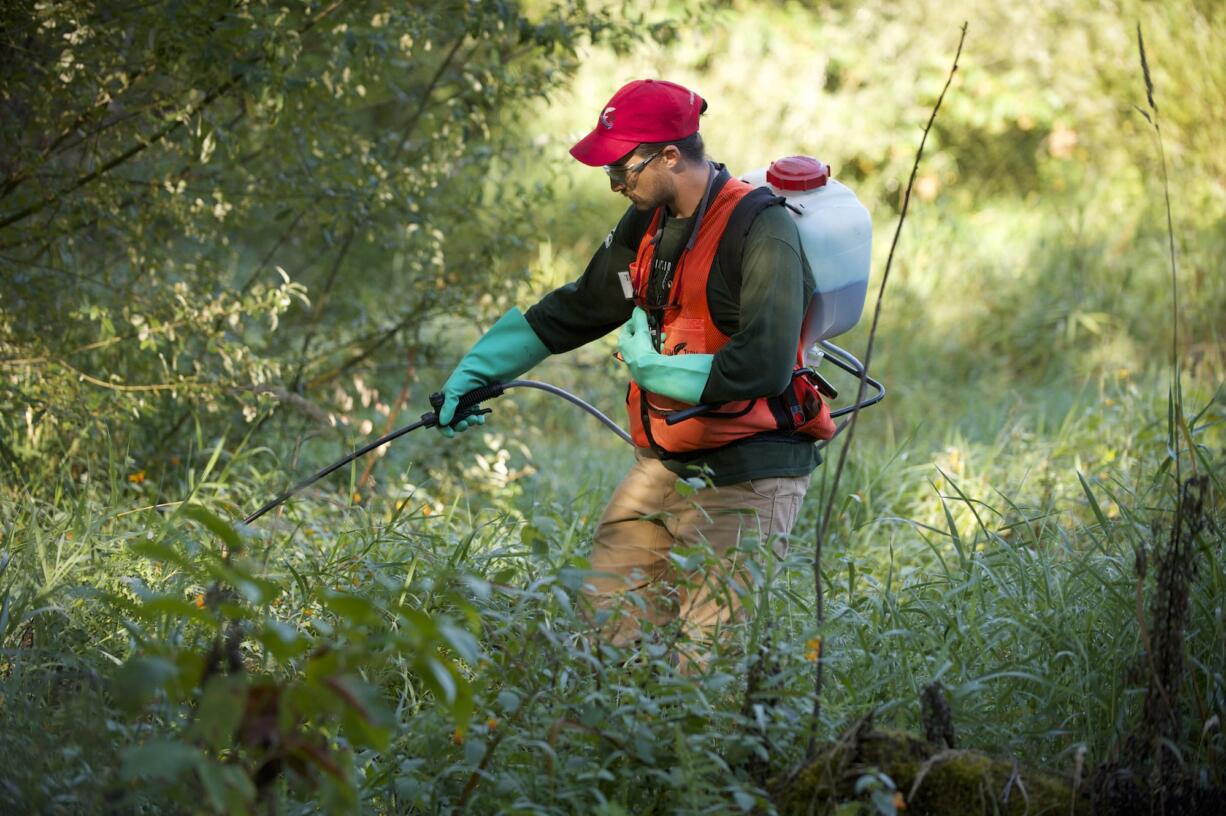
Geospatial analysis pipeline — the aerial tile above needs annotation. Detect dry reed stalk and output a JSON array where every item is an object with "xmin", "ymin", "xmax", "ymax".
[{"xmin": 804, "ymin": 22, "xmax": 968, "ymax": 762}]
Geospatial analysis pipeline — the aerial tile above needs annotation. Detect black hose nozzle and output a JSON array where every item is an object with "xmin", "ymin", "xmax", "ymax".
[{"xmin": 426, "ymin": 384, "xmax": 507, "ymax": 427}]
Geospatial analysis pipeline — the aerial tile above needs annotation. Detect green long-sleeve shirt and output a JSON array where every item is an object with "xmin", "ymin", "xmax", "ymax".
[{"xmin": 525, "ymin": 170, "xmax": 821, "ymax": 486}]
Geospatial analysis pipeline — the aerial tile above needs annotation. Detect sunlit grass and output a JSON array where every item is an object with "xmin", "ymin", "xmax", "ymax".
[{"xmin": 3, "ymin": 367, "xmax": 1220, "ymax": 813}]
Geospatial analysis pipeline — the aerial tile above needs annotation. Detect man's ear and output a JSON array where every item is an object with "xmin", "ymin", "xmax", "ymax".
[{"xmin": 662, "ymin": 144, "xmax": 683, "ymax": 170}]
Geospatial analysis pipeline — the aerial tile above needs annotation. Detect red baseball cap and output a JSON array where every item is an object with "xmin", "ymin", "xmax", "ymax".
[{"xmin": 569, "ymin": 79, "xmax": 707, "ymax": 167}]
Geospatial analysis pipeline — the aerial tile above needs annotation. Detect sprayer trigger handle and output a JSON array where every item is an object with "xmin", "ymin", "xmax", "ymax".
[{"xmin": 428, "ymin": 385, "xmax": 508, "ymax": 426}]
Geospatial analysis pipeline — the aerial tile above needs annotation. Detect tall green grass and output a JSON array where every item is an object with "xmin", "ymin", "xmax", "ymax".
[{"xmin": 1, "ymin": 355, "xmax": 1220, "ymax": 812}]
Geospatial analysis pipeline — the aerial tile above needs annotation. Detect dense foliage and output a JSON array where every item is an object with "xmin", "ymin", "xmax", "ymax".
[
  {"xmin": 1, "ymin": 0, "xmax": 673, "ymax": 476},
  {"xmin": 1, "ymin": 0, "xmax": 1223, "ymax": 814}
]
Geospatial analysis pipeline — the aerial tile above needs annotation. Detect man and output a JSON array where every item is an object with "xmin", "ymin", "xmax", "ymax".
[{"xmin": 436, "ymin": 79, "xmax": 828, "ymax": 669}]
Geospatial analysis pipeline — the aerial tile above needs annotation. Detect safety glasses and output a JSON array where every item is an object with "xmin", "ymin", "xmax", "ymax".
[{"xmin": 603, "ymin": 151, "xmax": 661, "ymax": 186}]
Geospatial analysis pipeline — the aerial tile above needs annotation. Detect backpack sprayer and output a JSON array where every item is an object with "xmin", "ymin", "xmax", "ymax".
[{"xmin": 244, "ymin": 156, "xmax": 884, "ymax": 525}]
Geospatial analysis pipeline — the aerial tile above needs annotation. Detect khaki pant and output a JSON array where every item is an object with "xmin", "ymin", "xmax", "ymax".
[{"xmin": 582, "ymin": 449, "xmax": 808, "ymax": 668}]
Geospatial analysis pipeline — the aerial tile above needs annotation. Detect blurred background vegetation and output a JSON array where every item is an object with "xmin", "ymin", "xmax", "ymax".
[{"xmin": 0, "ymin": 0, "xmax": 1222, "ymax": 813}]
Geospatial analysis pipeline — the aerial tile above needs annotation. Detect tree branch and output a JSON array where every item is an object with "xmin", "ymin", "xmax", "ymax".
[
  {"xmin": 0, "ymin": 0, "xmax": 350, "ymax": 233},
  {"xmin": 302, "ymin": 310, "xmax": 426, "ymax": 391},
  {"xmin": 0, "ymin": 73, "xmax": 246, "ymax": 232},
  {"xmin": 55, "ymin": 359, "xmax": 210, "ymax": 393},
  {"xmin": 288, "ymin": 29, "xmax": 467, "ymax": 391}
]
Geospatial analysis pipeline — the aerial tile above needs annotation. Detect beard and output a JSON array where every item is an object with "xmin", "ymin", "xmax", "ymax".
[
  {"xmin": 621, "ymin": 172, "xmax": 674, "ymax": 212},
  {"xmin": 625, "ymin": 185, "xmax": 665, "ymax": 212}
]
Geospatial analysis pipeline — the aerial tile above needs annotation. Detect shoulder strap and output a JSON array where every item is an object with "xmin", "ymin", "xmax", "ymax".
[{"xmin": 714, "ymin": 186, "xmax": 786, "ymax": 306}]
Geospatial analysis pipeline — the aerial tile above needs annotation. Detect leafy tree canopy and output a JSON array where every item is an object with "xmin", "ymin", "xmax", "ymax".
[{"xmin": 0, "ymin": 0, "xmax": 675, "ymax": 478}]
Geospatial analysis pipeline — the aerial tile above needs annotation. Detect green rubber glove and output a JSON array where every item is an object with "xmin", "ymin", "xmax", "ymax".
[
  {"xmin": 617, "ymin": 306, "xmax": 713, "ymax": 405},
  {"xmin": 438, "ymin": 307, "xmax": 550, "ymax": 438}
]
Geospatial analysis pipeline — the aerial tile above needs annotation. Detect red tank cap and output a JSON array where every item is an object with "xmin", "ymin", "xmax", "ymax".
[{"xmin": 766, "ymin": 155, "xmax": 830, "ymax": 191}]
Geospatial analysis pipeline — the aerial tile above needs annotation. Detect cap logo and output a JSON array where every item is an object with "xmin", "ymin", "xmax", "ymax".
[{"xmin": 600, "ymin": 106, "xmax": 616, "ymax": 129}]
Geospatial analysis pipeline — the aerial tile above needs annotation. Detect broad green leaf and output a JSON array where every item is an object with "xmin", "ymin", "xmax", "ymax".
[
  {"xmin": 137, "ymin": 594, "xmax": 217, "ymax": 627},
  {"xmin": 197, "ymin": 760, "xmax": 257, "ymax": 815},
  {"xmin": 192, "ymin": 675, "xmax": 249, "ymax": 750},
  {"xmin": 258, "ymin": 620, "xmax": 310, "ymax": 661},
  {"xmin": 120, "ymin": 739, "xmax": 201, "ymax": 782},
  {"xmin": 322, "ymin": 590, "xmax": 381, "ymax": 626},
  {"xmin": 113, "ymin": 655, "xmax": 180, "ymax": 712},
  {"xmin": 330, "ymin": 674, "xmax": 393, "ymax": 751},
  {"xmin": 439, "ymin": 621, "xmax": 481, "ymax": 664},
  {"xmin": 183, "ymin": 505, "xmax": 244, "ymax": 554},
  {"xmin": 129, "ymin": 538, "xmax": 196, "ymax": 570},
  {"xmin": 419, "ymin": 654, "xmax": 457, "ymax": 704}
]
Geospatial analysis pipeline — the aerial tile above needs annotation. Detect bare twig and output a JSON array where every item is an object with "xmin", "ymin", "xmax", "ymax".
[
  {"xmin": 0, "ymin": 75, "xmax": 243, "ymax": 232},
  {"xmin": 302, "ymin": 309, "xmax": 429, "ymax": 391},
  {"xmin": 239, "ymin": 208, "xmax": 310, "ymax": 296},
  {"xmin": 289, "ymin": 32, "xmax": 466, "ymax": 391},
  {"xmin": 245, "ymin": 385, "xmax": 335, "ymax": 428},
  {"xmin": 455, "ymin": 727, "xmax": 507, "ymax": 807},
  {"xmin": 55, "ymin": 359, "xmax": 209, "ymax": 393},
  {"xmin": 291, "ymin": 227, "xmax": 358, "ymax": 390},
  {"xmin": 907, "ymin": 748, "xmax": 963, "ymax": 802},
  {"xmin": 0, "ymin": 67, "xmax": 153, "ymax": 202},
  {"xmin": 805, "ymin": 22, "xmax": 967, "ymax": 760}
]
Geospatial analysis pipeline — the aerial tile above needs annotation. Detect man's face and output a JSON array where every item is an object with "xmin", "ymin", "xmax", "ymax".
[{"xmin": 608, "ymin": 148, "xmax": 672, "ymax": 211}]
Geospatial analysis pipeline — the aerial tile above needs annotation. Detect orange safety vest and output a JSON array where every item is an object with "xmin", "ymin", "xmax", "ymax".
[{"xmin": 626, "ymin": 174, "xmax": 836, "ymax": 455}]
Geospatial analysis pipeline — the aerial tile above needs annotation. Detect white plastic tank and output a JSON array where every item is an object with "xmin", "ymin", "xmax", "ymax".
[{"xmin": 740, "ymin": 156, "xmax": 872, "ymax": 354}]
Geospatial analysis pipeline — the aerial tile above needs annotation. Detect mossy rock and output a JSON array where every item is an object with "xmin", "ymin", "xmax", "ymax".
[{"xmin": 774, "ymin": 725, "xmax": 1090, "ymax": 816}]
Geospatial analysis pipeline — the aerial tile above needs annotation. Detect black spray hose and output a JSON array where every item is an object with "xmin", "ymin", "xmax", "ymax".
[
  {"xmin": 661, "ymin": 340, "xmax": 885, "ymax": 433},
  {"xmin": 243, "ymin": 352, "xmax": 882, "ymax": 524},
  {"xmin": 242, "ymin": 415, "xmax": 434, "ymax": 524},
  {"xmin": 506, "ymin": 380, "xmax": 634, "ymax": 445},
  {"xmin": 242, "ymin": 379, "xmax": 630, "ymax": 524}
]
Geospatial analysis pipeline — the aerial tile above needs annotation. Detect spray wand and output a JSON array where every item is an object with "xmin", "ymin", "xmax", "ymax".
[
  {"xmin": 241, "ymin": 341, "xmax": 881, "ymax": 525},
  {"xmin": 242, "ymin": 381, "xmax": 629, "ymax": 524}
]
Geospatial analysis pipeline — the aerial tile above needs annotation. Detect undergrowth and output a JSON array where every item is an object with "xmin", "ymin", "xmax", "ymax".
[{"xmin": 1, "ymin": 367, "xmax": 1221, "ymax": 813}]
